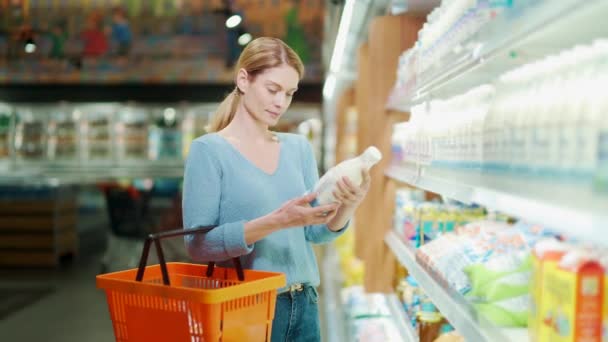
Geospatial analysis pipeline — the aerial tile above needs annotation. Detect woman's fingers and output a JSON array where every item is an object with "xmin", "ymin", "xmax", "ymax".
[
  {"xmin": 305, "ymin": 203, "xmax": 338, "ymax": 218},
  {"xmin": 335, "ymin": 181, "xmax": 358, "ymax": 202},
  {"xmin": 294, "ymin": 192, "xmax": 317, "ymax": 205},
  {"xmin": 342, "ymin": 177, "xmax": 359, "ymax": 195}
]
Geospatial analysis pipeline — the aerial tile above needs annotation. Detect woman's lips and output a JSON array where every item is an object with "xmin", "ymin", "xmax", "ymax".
[{"xmin": 266, "ymin": 110, "xmax": 280, "ymax": 118}]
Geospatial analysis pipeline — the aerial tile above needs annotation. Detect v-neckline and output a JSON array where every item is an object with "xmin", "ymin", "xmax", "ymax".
[{"xmin": 213, "ymin": 133, "xmax": 283, "ymax": 176}]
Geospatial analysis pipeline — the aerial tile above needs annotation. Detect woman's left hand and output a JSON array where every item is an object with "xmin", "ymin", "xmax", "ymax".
[{"xmin": 332, "ymin": 169, "xmax": 371, "ymax": 209}]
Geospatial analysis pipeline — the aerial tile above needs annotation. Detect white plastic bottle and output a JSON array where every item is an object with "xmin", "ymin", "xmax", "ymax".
[{"xmin": 313, "ymin": 146, "xmax": 383, "ymax": 205}]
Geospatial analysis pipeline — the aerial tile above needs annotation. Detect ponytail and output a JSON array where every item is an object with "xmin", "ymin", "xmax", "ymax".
[{"xmin": 206, "ymin": 88, "xmax": 241, "ymax": 133}]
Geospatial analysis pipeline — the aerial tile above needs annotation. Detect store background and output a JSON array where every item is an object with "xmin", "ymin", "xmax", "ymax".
[
  {"xmin": 2, "ymin": 0, "xmax": 608, "ymax": 341},
  {"xmin": 1, "ymin": 1, "xmax": 327, "ymax": 341}
]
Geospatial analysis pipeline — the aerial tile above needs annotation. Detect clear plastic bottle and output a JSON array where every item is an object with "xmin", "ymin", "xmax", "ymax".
[
  {"xmin": 313, "ymin": 146, "xmax": 382, "ymax": 206},
  {"xmin": 593, "ymin": 42, "xmax": 608, "ymax": 191},
  {"xmin": 575, "ymin": 42, "xmax": 606, "ymax": 179}
]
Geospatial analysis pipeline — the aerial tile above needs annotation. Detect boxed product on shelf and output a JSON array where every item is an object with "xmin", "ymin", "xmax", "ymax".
[
  {"xmin": 13, "ymin": 106, "xmax": 47, "ymax": 161},
  {"xmin": 393, "ymin": 188, "xmax": 486, "ymax": 248},
  {"xmin": 544, "ymin": 250, "xmax": 603, "ymax": 342},
  {"xmin": 529, "ymin": 239, "xmax": 573, "ymax": 341},
  {"xmin": 148, "ymin": 106, "xmax": 183, "ymax": 161},
  {"xmin": 80, "ymin": 103, "xmax": 116, "ymax": 162},
  {"xmin": 47, "ymin": 103, "xmax": 79, "ymax": 162},
  {"xmin": 530, "ymin": 243, "xmax": 605, "ymax": 342},
  {"xmin": 115, "ymin": 104, "xmax": 149, "ymax": 161},
  {"xmin": 0, "ymin": 103, "xmax": 10, "ymax": 159}
]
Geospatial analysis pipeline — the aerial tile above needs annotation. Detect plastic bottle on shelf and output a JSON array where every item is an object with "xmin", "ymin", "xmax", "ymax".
[
  {"xmin": 483, "ymin": 83, "xmax": 504, "ymax": 171},
  {"xmin": 522, "ymin": 61, "xmax": 546, "ymax": 175},
  {"xmin": 540, "ymin": 58, "xmax": 566, "ymax": 176},
  {"xmin": 575, "ymin": 42, "xmax": 607, "ymax": 180},
  {"xmin": 593, "ymin": 42, "xmax": 608, "ymax": 191},
  {"xmin": 312, "ymin": 146, "xmax": 382, "ymax": 206},
  {"xmin": 472, "ymin": 85, "xmax": 494, "ymax": 169}
]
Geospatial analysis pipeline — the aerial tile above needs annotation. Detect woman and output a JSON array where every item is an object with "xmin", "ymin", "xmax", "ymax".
[{"xmin": 182, "ymin": 37, "xmax": 370, "ymax": 342}]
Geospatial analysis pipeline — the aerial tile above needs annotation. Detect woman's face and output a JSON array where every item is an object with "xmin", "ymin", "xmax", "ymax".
[{"xmin": 237, "ymin": 64, "xmax": 299, "ymax": 127}]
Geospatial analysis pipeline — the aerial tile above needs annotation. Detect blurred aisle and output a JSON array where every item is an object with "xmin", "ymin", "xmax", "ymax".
[{"xmin": 0, "ymin": 251, "xmax": 114, "ymax": 342}]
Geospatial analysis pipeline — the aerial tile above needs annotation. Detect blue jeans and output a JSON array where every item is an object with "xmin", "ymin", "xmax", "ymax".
[{"xmin": 271, "ymin": 285, "xmax": 321, "ymax": 342}]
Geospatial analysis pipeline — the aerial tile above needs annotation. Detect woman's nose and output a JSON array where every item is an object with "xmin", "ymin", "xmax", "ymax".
[{"xmin": 273, "ymin": 93, "xmax": 286, "ymax": 109}]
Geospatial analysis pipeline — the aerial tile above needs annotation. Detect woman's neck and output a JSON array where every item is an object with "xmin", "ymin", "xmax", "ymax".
[{"xmin": 223, "ymin": 102, "xmax": 272, "ymax": 143}]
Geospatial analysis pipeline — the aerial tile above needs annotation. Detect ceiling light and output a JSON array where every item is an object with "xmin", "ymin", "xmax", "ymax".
[
  {"xmin": 238, "ymin": 33, "xmax": 252, "ymax": 46},
  {"xmin": 24, "ymin": 39, "xmax": 36, "ymax": 54},
  {"xmin": 226, "ymin": 14, "xmax": 242, "ymax": 28},
  {"xmin": 163, "ymin": 108, "xmax": 176, "ymax": 124}
]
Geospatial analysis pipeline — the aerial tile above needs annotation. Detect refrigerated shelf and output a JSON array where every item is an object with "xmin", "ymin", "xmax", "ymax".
[
  {"xmin": 385, "ymin": 163, "xmax": 608, "ymax": 247},
  {"xmin": 388, "ymin": 0, "xmax": 608, "ymax": 111},
  {"xmin": 321, "ymin": 247, "xmax": 348, "ymax": 342},
  {"xmin": 0, "ymin": 161, "xmax": 184, "ymax": 184},
  {"xmin": 386, "ymin": 293, "xmax": 418, "ymax": 342},
  {"xmin": 385, "ymin": 231, "xmax": 528, "ymax": 342}
]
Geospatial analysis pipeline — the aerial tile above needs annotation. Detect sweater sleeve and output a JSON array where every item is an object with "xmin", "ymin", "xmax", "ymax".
[
  {"xmin": 300, "ymin": 137, "xmax": 349, "ymax": 244},
  {"xmin": 182, "ymin": 140, "xmax": 254, "ymax": 262}
]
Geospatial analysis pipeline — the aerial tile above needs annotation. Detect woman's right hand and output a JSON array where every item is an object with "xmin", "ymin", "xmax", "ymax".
[
  {"xmin": 271, "ymin": 192, "xmax": 340, "ymax": 228},
  {"xmin": 244, "ymin": 193, "xmax": 340, "ymax": 245}
]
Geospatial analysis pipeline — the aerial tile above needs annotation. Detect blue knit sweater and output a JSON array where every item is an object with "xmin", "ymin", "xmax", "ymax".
[{"xmin": 182, "ymin": 132, "xmax": 348, "ymax": 288}]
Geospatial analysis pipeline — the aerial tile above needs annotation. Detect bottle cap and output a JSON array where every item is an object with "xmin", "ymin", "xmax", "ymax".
[{"xmin": 362, "ymin": 146, "xmax": 382, "ymax": 165}]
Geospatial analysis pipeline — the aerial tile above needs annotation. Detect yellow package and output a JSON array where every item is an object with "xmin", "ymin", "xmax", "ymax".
[
  {"xmin": 604, "ymin": 272, "xmax": 607, "ymax": 342},
  {"xmin": 544, "ymin": 251, "xmax": 604, "ymax": 342},
  {"xmin": 529, "ymin": 240, "xmax": 569, "ymax": 342}
]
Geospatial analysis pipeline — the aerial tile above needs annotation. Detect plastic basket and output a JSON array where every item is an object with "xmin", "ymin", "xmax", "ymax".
[{"xmin": 96, "ymin": 226, "xmax": 286, "ymax": 342}]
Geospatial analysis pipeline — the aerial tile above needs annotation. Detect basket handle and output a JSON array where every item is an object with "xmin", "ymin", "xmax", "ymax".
[{"xmin": 135, "ymin": 226, "xmax": 245, "ymax": 285}]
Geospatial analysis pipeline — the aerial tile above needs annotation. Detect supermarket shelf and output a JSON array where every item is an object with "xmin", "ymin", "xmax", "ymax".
[
  {"xmin": 386, "ymin": 294, "xmax": 417, "ymax": 342},
  {"xmin": 0, "ymin": 160, "xmax": 184, "ymax": 184},
  {"xmin": 385, "ymin": 231, "xmax": 528, "ymax": 342},
  {"xmin": 389, "ymin": 0, "xmax": 608, "ymax": 111},
  {"xmin": 321, "ymin": 247, "xmax": 348, "ymax": 342},
  {"xmin": 385, "ymin": 163, "xmax": 608, "ymax": 247}
]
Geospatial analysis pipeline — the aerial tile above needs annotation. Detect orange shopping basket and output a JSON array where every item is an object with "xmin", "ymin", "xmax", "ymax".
[{"xmin": 96, "ymin": 226, "xmax": 286, "ymax": 342}]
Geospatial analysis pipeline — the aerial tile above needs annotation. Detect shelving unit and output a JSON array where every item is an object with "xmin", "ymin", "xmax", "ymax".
[
  {"xmin": 0, "ymin": 162, "xmax": 185, "ymax": 184},
  {"xmin": 386, "ymin": 293, "xmax": 418, "ymax": 342},
  {"xmin": 385, "ymin": 231, "xmax": 528, "ymax": 342},
  {"xmin": 385, "ymin": 163, "xmax": 608, "ymax": 247},
  {"xmin": 321, "ymin": 248, "xmax": 348, "ymax": 342},
  {"xmin": 388, "ymin": 0, "xmax": 608, "ymax": 111}
]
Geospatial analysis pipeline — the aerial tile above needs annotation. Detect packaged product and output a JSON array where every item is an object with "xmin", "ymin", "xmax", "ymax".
[
  {"xmin": 543, "ymin": 250, "xmax": 604, "ymax": 342},
  {"xmin": 529, "ymin": 239, "xmax": 571, "ymax": 342},
  {"xmin": 433, "ymin": 331, "xmax": 465, "ymax": 342},
  {"xmin": 417, "ymin": 310, "xmax": 443, "ymax": 342},
  {"xmin": 600, "ymin": 254, "xmax": 608, "ymax": 342},
  {"xmin": 465, "ymin": 250, "xmax": 532, "ymax": 302},
  {"xmin": 474, "ymin": 294, "xmax": 530, "ymax": 327},
  {"xmin": 400, "ymin": 275, "xmax": 422, "ymax": 328}
]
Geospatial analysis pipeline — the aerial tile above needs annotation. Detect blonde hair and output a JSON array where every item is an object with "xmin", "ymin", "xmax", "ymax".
[{"xmin": 206, "ymin": 37, "xmax": 305, "ymax": 133}]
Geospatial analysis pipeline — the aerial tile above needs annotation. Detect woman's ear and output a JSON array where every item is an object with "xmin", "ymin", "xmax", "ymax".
[{"xmin": 236, "ymin": 68, "xmax": 249, "ymax": 94}]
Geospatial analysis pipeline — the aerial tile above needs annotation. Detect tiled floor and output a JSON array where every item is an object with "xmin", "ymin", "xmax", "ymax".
[
  {"xmin": 0, "ymin": 253, "xmax": 115, "ymax": 341},
  {"xmin": 0, "ymin": 206, "xmax": 116, "ymax": 342}
]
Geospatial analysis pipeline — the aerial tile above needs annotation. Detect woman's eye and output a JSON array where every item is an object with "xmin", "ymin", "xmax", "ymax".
[
  {"xmin": 287, "ymin": 93, "xmax": 294, "ymax": 97},
  {"xmin": 267, "ymin": 88, "xmax": 278, "ymax": 94}
]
